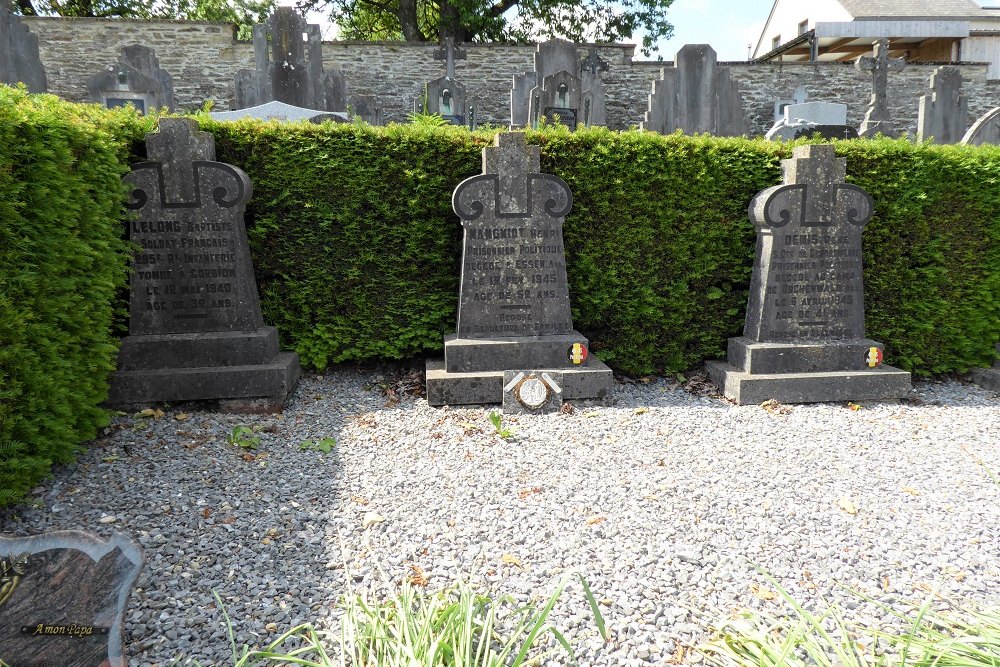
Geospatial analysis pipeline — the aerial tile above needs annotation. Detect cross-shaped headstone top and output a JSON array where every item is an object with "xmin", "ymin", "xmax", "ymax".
[
  {"xmin": 434, "ymin": 36, "xmax": 467, "ymax": 80},
  {"xmin": 856, "ymin": 38, "xmax": 906, "ymax": 78},
  {"xmin": 581, "ymin": 49, "xmax": 609, "ymax": 76},
  {"xmin": 783, "ymin": 144, "xmax": 845, "ymax": 225},
  {"xmin": 145, "ymin": 118, "xmax": 216, "ymax": 203},
  {"xmin": 856, "ymin": 38, "xmax": 905, "ymax": 137},
  {"xmin": 482, "ymin": 132, "xmax": 540, "ymax": 214}
]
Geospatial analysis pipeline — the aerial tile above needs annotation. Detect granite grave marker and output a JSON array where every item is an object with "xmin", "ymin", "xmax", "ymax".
[
  {"xmin": 416, "ymin": 37, "xmax": 470, "ymax": 126},
  {"xmin": 917, "ymin": 66, "xmax": 967, "ymax": 144},
  {"xmin": 641, "ymin": 44, "xmax": 745, "ymax": 137},
  {"xmin": 961, "ymin": 107, "xmax": 1000, "ymax": 145},
  {"xmin": 425, "ymin": 132, "xmax": 612, "ymax": 407},
  {"xmin": 856, "ymin": 38, "xmax": 905, "ymax": 138},
  {"xmin": 0, "ymin": 1, "xmax": 46, "ymax": 92},
  {"xmin": 706, "ymin": 144, "xmax": 911, "ymax": 404},
  {"xmin": 108, "ymin": 118, "xmax": 300, "ymax": 409},
  {"xmin": 87, "ymin": 45, "xmax": 174, "ymax": 114},
  {"xmin": 766, "ymin": 101, "xmax": 858, "ymax": 141},
  {"xmin": 0, "ymin": 531, "xmax": 142, "ymax": 667}
]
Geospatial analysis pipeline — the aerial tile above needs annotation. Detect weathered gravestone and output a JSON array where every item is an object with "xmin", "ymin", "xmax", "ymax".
[
  {"xmin": 706, "ymin": 144, "xmax": 911, "ymax": 404},
  {"xmin": 971, "ymin": 346, "xmax": 1000, "ymax": 390},
  {"xmin": 87, "ymin": 44, "xmax": 174, "ymax": 114},
  {"xmin": 917, "ymin": 66, "xmax": 967, "ymax": 144},
  {"xmin": 961, "ymin": 107, "xmax": 1000, "ymax": 145},
  {"xmin": 209, "ymin": 100, "xmax": 348, "ymax": 123},
  {"xmin": 511, "ymin": 39, "xmax": 605, "ymax": 130},
  {"xmin": 0, "ymin": 531, "xmax": 142, "ymax": 667},
  {"xmin": 425, "ymin": 132, "xmax": 613, "ymax": 408},
  {"xmin": 856, "ymin": 38, "xmax": 905, "ymax": 138},
  {"xmin": 641, "ymin": 44, "xmax": 745, "ymax": 137},
  {"xmin": 766, "ymin": 101, "xmax": 858, "ymax": 141},
  {"xmin": 0, "ymin": 1, "xmax": 46, "ymax": 92},
  {"xmin": 579, "ymin": 49, "xmax": 609, "ymax": 129},
  {"xmin": 415, "ymin": 37, "xmax": 471, "ymax": 126},
  {"xmin": 350, "ymin": 94, "xmax": 383, "ymax": 125},
  {"xmin": 235, "ymin": 7, "xmax": 347, "ymax": 113},
  {"xmin": 108, "ymin": 118, "xmax": 300, "ymax": 410},
  {"xmin": 774, "ymin": 86, "xmax": 807, "ymax": 123}
]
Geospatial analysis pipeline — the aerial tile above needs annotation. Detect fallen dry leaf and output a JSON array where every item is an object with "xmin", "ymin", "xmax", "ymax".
[
  {"xmin": 585, "ymin": 515, "xmax": 606, "ymax": 525},
  {"xmin": 760, "ymin": 399, "xmax": 791, "ymax": 415},
  {"xmin": 881, "ymin": 576, "xmax": 891, "ymax": 592},
  {"xmin": 518, "ymin": 486, "xmax": 543, "ymax": 500},
  {"xmin": 408, "ymin": 564, "xmax": 429, "ymax": 587},
  {"xmin": 351, "ymin": 494, "xmax": 370, "ymax": 506},
  {"xmin": 750, "ymin": 583, "xmax": 777, "ymax": 601},
  {"xmin": 138, "ymin": 408, "xmax": 165, "ymax": 419},
  {"xmin": 634, "ymin": 407, "xmax": 649, "ymax": 415},
  {"xmin": 847, "ymin": 402, "xmax": 863, "ymax": 411},
  {"xmin": 501, "ymin": 553, "xmax": 524, "ymax": 569},
  {"xmin": 174, "ymin": 412, "xmax": 189, "ymax": 421},
  {"xmin": 583, "ymin": 410, "xmax": 600, "ymax": 418},
  {"xmin": 902, "ymin": 487, "xmax": 921, "ymax": 496},
  {"xmin": 241, "ymin": 453, "xmax": 256, "ymax": 462},
  {"xmin": 837, "ymin": 496, "xmax": 858, "ymax": 515},
  {"xmin": 201, "ymin": 507, "xmax": 212, "ymax": 519}
]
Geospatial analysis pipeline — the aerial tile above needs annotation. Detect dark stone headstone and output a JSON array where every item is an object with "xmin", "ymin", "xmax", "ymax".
[
  {"xmin": 511, "ymin": 40, "xmax": 605, "ymax": 130},
  {"xmin": 962, "ymin": 107, "xmax": 1000, "ymax": 145},
  {"xmin": 426, "ymin": 132, "xmax": 613, "ymax": 408},
  {"xmin": 792, "ymin": 124, "xmax": 859, "ymax": 140},
  {"xmin": 917, "ymin": 66, "xmax": 967, "ymax": 144},
  {"xmin": 350, "ymin": 95, "xmax": 383, "ymax": 125},
  {"xmin": 235, "ymin": 8, "xmax": 347, "ymax": 113},
  {"xmin": 580, "ymin": 49, "xmax": 609, "ymax": 128},
  {"xmin": 0, "ymin": 2, "xmax": 46, "ymax": 92},
  {"xmin": 641, "ymin": 44, "xmax": 745, "ymax": 137},
  {"xmin": 108, "ymin": 118, "xmax": 299, "ymax": 409},
  {"xmin": 971, "ymin": 345, "xmax": 1000, "ymax": 390},
  {"xmin": 856, "ymin": 38, "xmax": 905, "ymax": 138},
  {"xmin": 87, "ymin": 44, "xmax": 174, "ymax": 114},
  {"xmin": 706, "ymin": 144, "xmax": 911, "ymax": 404},
  {"xmin": 419, "ymin": 75, "xmax": 468, "ymax": 126},
  {"xmin": 0, "ymin": 531, "xmax": 142, "ymax": 667}
]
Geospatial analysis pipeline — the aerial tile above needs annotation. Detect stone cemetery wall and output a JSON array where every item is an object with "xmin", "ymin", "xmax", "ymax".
[{"xmin": 19, "ymin": 16, "xmax": 1000, "ymax": 134}]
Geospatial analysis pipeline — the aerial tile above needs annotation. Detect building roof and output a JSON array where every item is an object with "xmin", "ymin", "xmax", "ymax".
[{"xmin": 837, "ymin": 0, "xmax": 991, "ymax": 18}]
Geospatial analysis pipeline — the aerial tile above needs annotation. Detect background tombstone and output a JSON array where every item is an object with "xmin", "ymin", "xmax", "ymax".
[
  {"xmin": 580, "ymin": 49, "xmax": 608, "ymax": 128},
  {"xmin": 774, "ymin": 86, "xmax": 807, "ymax": 123},
  {"xmin": 766, "ymin": 101, "xmax": 858, "ymax": 141},
  {"xmin": 510, "ymin": 72, "xmax": 537, "ymax": 128},
  {"xmin": 0, "ymin": 1, "xmax": 47, "ymax": 92},
  {"xmin": 917, "ymin": 66, "xmax": 967, "ymax": 144},
  {"xmin": 0, "ymin": 531, "xmax": 142, "ymax": 667},
  {"xmin": 108, "ymin": 118, "xmax": 300, "ymax": 410},
  {"xmin": 641, "ymin": 44, "xmax": 745, "ymax": 137},
  {"xmin": 87, "ymin": 44, "xmax": 174, "ymax": 114},
  {"xmin": 235, "ymin": 8, "xmax": 347, "ymax": 113},
  {"xmin": 350, "ymin": 94, "xmax": 383, "ymax": 125},
  {"xmin": 856, "ymin": 38, "xmax": 906, "ymax": 138},
  {"xmin": 706, "ymin": 144, "xmax": 911, "ymax": 404},
  {"xmin": 416, "ymin": 37, "xmax": 470, "ymax": 126},
  {"xmin": 511, "ymin": 39, "xmax": 601, "ymax": 130},
  {"xmin": 971, "ymin": 346, "xmax": 1000, "ymax": 390},
  {"xmin": 425, "ymin": 132, "xmax": 613, "ymax": 407},
  {"xmin": 962, "ymin": 107, "xmax": 1000, "ymax": 145},
  {"xmin": 209, "ymin": 100, "xmax": 349, "ymax": 123}
]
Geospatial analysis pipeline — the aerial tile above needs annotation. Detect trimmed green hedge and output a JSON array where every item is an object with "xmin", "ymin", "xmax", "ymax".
[
  {"xmin": 198, "ymin": 119, "xmax": 999, "ymax": 377},
  {"xmin": 0, "ymin": 87, "xmax": 142, "ymax": 507}
]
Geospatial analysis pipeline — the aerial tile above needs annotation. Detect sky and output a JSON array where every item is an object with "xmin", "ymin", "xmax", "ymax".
[{"xmin": 651, "ymin": 0, "xmax": 776, "ymax": 62}]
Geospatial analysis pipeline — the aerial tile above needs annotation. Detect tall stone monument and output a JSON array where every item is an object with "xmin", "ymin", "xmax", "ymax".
[
  {"xmin": 580, "ymin": 49, "xmax": 609, "ymax": 128},
  {"xmin": 511, "ymin": 39, "xmax": 605, "ymax": 130},
  {"xmin": 917, "ymin": 66, "xmax": 967, "ymax": 144},
  {"xmin": 856, "ymin": 38, "xmax": 905, "ymax": 138},
  {"xmin": 108, "ymin": 118, "xmax": 300, "ymax": 410},
  {"xmin": 235, "ymin": 7, "xmax": 347, "ymax": 113},
  {"xmin": 87, "ymin": 44, "xmax": 174, "ymax": 114},
  {"xmin": 971, "ymin": 347, "xmax": 1000, "ymax": 390},
  {"xmin": 0, "ymin": 1, "xmax": 46, "ymax": 92},
  {"xmin": 706, "ymin": 144, "xmax": 911, "ymax": 404},
  {"xmin": 426, "ymin": 133, "xmax": 613, "ymax": 408},
  {"xmin": 0, "ymin": 531, "xmax": 142, "ymax": 667},
  {"xmin": 641, "ymin": 44, "xmax": 745, "ymax": 137},
  {"xmin": 416, "ymin": 36, "xmax": 471, "ymax": 126}
]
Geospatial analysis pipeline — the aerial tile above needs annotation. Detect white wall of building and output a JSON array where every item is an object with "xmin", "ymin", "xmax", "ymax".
[{"xmin": 753, "ymin": 0, "xmax": 852, "ymax": 57}]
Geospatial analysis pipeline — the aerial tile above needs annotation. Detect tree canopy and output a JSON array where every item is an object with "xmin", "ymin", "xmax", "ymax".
[
  {"xmin": 12, "ymin": 0, "xmax": 274, "ymax": 26},
  {"xmin": 304, "ymin": 0, "xmax": 674, "ymax": 53}
]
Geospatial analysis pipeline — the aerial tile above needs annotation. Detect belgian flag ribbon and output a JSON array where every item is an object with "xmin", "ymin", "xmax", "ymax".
[
  {"xmin": 569, "ymin": 343, "xmax": 588, "ymax": 365},
  {"xmin": 864, "ymin": 346, "xmax": 883, "ymax": 368}
]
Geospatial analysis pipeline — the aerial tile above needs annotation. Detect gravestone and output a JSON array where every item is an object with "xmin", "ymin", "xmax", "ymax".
[
  {"xmin": 511, "ymin": 39, "xmax": 605, "ymax": 130},
  {"xmin": 580, "ymin": 49, "xmax": 609, "ymax": 128},
  {"xmin": 108, "ymin": 118, "xmax": 300, "ymax": 410},
  {"xmin": 87, "ymin": 44, "xmax": 174, "ymax": 114},
  {"xmin": 641, "ymin": 44, "xmax": 745, "ymax": 136},
  {"xmin": 971, "ymin": 346, "xmax": 1000, "ymax": 390},
  {"xmin": 426, "ymin": 132, "xmax": 613, "ymax": 407},
  {"xmin": 774, "ymin": 86, "xmax": 807, "ymax": 123},
  {"xmin": 856, "ymin": 38, "xmax": 905, "ymax": 138},
  {"xmin": 350, "ymin": 94, "xmax": 383, "ymax": 125},
  {"xmin": 0, "ymin": 531, "xmax": 142, "ymax": 667},
  {"xmin": 961, "ymin": 107, "xmax": 1000, "ymax": 145},
  {"xmin": 0, "ymin": 1, "xmax": 46, "ymax": 92},
  {"xmin": 235, "ymin": 8, "xmax": 347, "ymax": 113},
  {"xmin": 917, "ymin": 66, "xmax": 967, "ymax": 144},
  {"xmin": 209, "ymin": 100, "xmax": 348, "ymax": 123},
  {"xmin": 416, "ymin": 37, "xmax": 470, "ymax": 126},
  {"xmin": 766, "ymin": 101, "xmax": 858, "ymax": 141},
  {"xmin": 706, "ymin": 144, "xmax": 911, "ymax": 404}
]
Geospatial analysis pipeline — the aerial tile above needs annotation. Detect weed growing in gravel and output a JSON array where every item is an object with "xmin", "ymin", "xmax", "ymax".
[
  {"xmin": 488, "ymin": 412, "xmax": 516, "ymax": 440},
  {"xmin": 227, "ymin": 426, "xmax": 261, "ymax": 450},
  {"xmin": 699, "ymin": 574, "xmax": 1000, "ymax": 667},
  {"xmin": 300, "ymin": 437, "xmax": 337, "ymax": 454}
]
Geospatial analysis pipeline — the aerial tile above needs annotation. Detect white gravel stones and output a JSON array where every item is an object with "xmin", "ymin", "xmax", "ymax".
[{"xmin": 2, "ymin": 371, "xmax": 999, "ymax": 666}]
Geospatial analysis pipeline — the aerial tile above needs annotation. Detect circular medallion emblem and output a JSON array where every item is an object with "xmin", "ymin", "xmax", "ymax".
[
  {"xmin": 568, "ymin": 342, "xmax": 589, "ymax": 365},
  {"xmin": 516, "ymin": 375, "xmax": 550, "ymax": 409},
  {"xmin": 864, "ymin": 346, "xmax": 883, "ymax": 368}
]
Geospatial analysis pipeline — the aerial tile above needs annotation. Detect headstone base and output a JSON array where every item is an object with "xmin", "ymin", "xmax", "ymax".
[
  {"xmin": 444, "ymin": 332, "xmax": 591, "ymax": 372},
  {"xmin": 108, "ymin": 326, "xmax": 299, "ymax": 407},
  {"xmin": 706, "ymin": 362, "xmax": 911, "ymax": 406},
  {"xmin": 426, "ymin": 358, "xmax": 612, "ymax": 406},
  {"xmin": 971, "ymin": 345, "xmax": 1000, "ymax": 390}
]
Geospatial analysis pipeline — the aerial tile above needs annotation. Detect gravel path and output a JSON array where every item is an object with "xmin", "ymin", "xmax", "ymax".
[{"xmin": 2, "ymin": 370, "xmax": 999, "ymax": 666}]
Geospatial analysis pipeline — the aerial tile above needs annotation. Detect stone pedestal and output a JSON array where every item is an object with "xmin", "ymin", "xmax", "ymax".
[
  {"xmin": 108, "ymin": 119, "xmax": 299, "ymax": 410},
  {"xmin": 426, "ymin": 133, "xmax": 612, "ymax": 408},
  {"xmin": 707, "ymin": 144, "xmax": 911, "ymax": 405},
  {"xmin": 971, "ymin": 344, "xmax": 1000, "ymax": 390}
]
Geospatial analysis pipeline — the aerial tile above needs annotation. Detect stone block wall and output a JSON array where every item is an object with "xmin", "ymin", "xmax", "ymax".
[{"xmin": 21, "ymin": 16, "xmax": 1000, "ymax": 136}]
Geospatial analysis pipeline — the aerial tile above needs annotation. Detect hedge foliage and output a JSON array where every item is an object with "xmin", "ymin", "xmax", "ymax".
[
  {"xmin": 198, "ymin": 118, "xmax": 999, "ymax": 377},
  {"xmin": 0, "ymin": 87, "xmax": 142, "ymax": 507}
]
